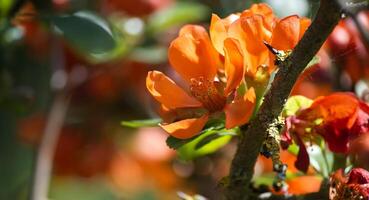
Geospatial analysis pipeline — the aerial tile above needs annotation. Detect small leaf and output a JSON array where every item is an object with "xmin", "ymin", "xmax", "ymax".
[
  {"xmin": 287, "ymin": 142, "xmax": 299, "ymax": 156},
  {"xmin": 195, "ymin": 130, "xmax": 237, "ymax": 150},
  {"xmin": 177, "ymin": 128, "xmax": 233, "ymax": 160},
  {"xmin": 165, "ymin": 120, "xmax": 234, "ymax": 160},
  {"xmin": 121, "ymin": 118, "xmax": 161, "ymax": 128},
  {"xmin": 165, "ymin": 124, "xmax": 224, "ymax": 150},
  {"xmin": 252, "ymin": 173, "xmax": 275, "ymax": 186},
  {"xmin": 283, "ymin": 95, "xmax": 313, "ymax": 117},
  {"xmin": 166, "ymin": 134, "xmax": 200, "ymax": 150}
]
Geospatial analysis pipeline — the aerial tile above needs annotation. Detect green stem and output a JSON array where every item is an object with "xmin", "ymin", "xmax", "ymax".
[
  {"xmin": 332, "ymin": 153, "xmax": 347, "ymax": 172},
  {"xmin": 320, "ymin": 147, "xmax": 331, "ymax": 177}
]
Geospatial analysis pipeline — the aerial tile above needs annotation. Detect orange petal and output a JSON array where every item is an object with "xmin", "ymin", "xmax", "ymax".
[
  {"xmin": 271, "ymin": 15, "xmax": 300, "ymax": 51},
  {"xmin": 160, "ymin": 114, "xmax": 209, "ymax": 139},
  {"xmin": 169, "ymin": 25, "xmax": 220, "ymax": 83},
  {"xmin": 229, "ymin": 16, "xmax": 271, "ymax": 77},
  {"xmin": 242, "ymin": 3, "xmax": 275, "ymax": 31},
  {"xmin": 210, "ymin": 14, "xmax": 228, "ymax": 55},
  {"xmin": 245, "ymin": 49, "xmax": 270, "ymax": 77},
  {"xmin": 240, "ymin": 15, "xmax": 271, "ymax": 54},
  {"xmin": 223, "ymin": 38, "xmax": 244, "ymax": 95},
  {"xmin": 146, "ymin": 71, "xmax": 202, "ymax": 109},
  {"xmin": 299, "ymin": 17, "xmax": 311, "ymax": 39},
  {"xmin": 286, "ymin": 176, "xmax": 322, "ymax": 195},
  {"xmin": 224, "ymin": 87, "xmax": 256, "ymax": 129},
  {"xmin": 158, "ymin": 104, "xmax": 176, "ymax": 123},
  {"xmin": 299, "ymin": 93, "xmax": 359, "ymax": 129},
  {"xmin": 228, "ymin": 19, "xmax": 247, "ymax": 55},
  {"xmin": 210, "ymin": 14, "xmax": 239, "ymax": 55}
]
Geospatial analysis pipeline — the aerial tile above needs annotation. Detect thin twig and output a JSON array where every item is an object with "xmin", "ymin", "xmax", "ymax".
[
  {"xmin": 30, "ymin": 93, "xmax": 70, "ymax": 200},
  {"xmin": 224, "ymin": 0, "xmax": 342, "ymax": 199},
  {"xmin": 340, "ymin": 0, "xmax": 369, "ymax": 47},
  {"xmin": 30, "ymin": 37, "xmax": 69, "ymax": 200}
]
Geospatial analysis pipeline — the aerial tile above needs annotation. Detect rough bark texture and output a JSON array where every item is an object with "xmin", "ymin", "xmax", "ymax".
[{"xmin": 224, "ymin": 0, "xmax": 342, "ymax": 199}]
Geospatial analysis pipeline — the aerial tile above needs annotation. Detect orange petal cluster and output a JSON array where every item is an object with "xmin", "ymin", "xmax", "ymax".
[
  {"xmin": 210, "ymin": 3, "xmax": 310, "ymax": 77},
  {"xmin": 147, "ymin": 3, "xmax": 310, "ymax": 139}
]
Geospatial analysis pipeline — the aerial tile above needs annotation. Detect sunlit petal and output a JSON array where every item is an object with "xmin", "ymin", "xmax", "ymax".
[
  {"xmin": 169, "ymin": 25, "xmax": 220, "ymax": 83},
  {"xmin": 299, "ymin": 17, "xmax": 311, "ymax": 39},
  {"xmin": 223, "ymin": 38, "xmax": 244, "ymax": 95},
  {"xmin": 224, "ymin": 87, "xmax": 256, "ymax": 129},
  {"xmin": 146, "ymin": 71, "xmax": 202, "ymax": 109},
  {"xmin": 159, "ymin": 114, "xmax": 209, "ymax": 139},
  {"xmin": 242, "ymin": 3, "xmax": 275, "ymax": 30},
  {"xmin": 271, "ymin": 15, "xmax": 300, "ymax": 51}
]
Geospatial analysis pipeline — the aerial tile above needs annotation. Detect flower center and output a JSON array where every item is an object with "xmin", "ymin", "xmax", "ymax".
[{"xmin": 190, "ymin": 77, "xmax": 226, "ymax": 112}]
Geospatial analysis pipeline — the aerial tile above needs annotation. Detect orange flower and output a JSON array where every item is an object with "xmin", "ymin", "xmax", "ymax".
[
  {"xmin": 146, "ymin": 3, "xmax": 310, "ymax": 139},
  {"xmin": 210, "ymin": 3, "xmax": 310, "ymax": 78},
  {"xmin": 147, "ymin": 25, "xmax": 256, "ymax": 139},
  {"xmin": 286, "ymin": 176, "xmax": 322, "ymax": 195}
]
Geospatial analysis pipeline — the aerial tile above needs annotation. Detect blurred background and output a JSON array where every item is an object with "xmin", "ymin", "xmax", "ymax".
[{"xmin": 1, "ymin": 0, "xmax": 368, "ymax": 199}]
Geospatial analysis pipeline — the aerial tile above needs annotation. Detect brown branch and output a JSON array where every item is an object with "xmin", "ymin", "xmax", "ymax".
[{"xmin": 224, "ymin": 0, "xmax": 342, "ymax": 199}]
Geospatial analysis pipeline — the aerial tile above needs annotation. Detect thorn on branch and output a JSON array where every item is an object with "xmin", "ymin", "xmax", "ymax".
[
  {"xmin": 263, "ymin": 41, "xmax": 292, "ymax": 66},
  {"xmin": 264, "ymin": 41, "xmax": 278, "ymax": 55}
]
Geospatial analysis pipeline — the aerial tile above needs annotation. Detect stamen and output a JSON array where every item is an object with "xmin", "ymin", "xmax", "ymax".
[{"xmin": 190, "ymin": 77, "xmax": 226, "ymax": 112}]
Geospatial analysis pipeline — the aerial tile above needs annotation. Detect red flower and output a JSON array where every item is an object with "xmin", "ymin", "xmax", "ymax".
[{"xmin": 282, "ymin": 93, "xmax": 369, "ymax": 172}]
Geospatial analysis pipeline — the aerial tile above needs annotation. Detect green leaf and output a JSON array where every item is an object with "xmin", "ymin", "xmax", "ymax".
[
  {"xmin": 165, "ymin": 118, "xmax": 232, "ymax": 151},
  {"xmin": 287, "ymin": 142, "xmax": 299, "ymax": 156},
  {"xmin": 177, "ymin": 128, "xmax": 233, "ymax": 160},
  {"xmin": 121, "ymin": 118, "xmax": 161, "ymax": 128},
  {"xmin": 51, "ymin": 11, "xmax": 124, "ymax": 62},
  {"xmin": 165, "ymin": 124, "xmax": 224, "ymax": 150},
  {"xmin": 147, "ymin": 2, "xmax": 210, "ymax": 34},
  {"xmin": 166, "ymin": 134, "xmax": 200, "ymax": 150},
  {"xmin": 305, "ymin": 56, "xmax": 320, "ymax": 70},
  {"xmin": 165, "ymin": 119, "xmax": 235, "ymax": 160},
  {"xmin": 283, "ymin": 95, "xmax": 313, "ymax": 116},
  {"xmin": 252, "ymin": 173, "xmax": 275, "ymax": 187},
  {"xmin": 194, "ymin": 129, "xmax": 237, "ymax": 150}
]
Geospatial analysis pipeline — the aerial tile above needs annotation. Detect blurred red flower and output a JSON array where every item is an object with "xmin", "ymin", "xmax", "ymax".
[
  {"xmin": 330, "ymin": 168, "xmax": 369, "ymax": 199},
  {"xmin": 282, "ymin": 93, "xmax": 369, "ymax": 172}
]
